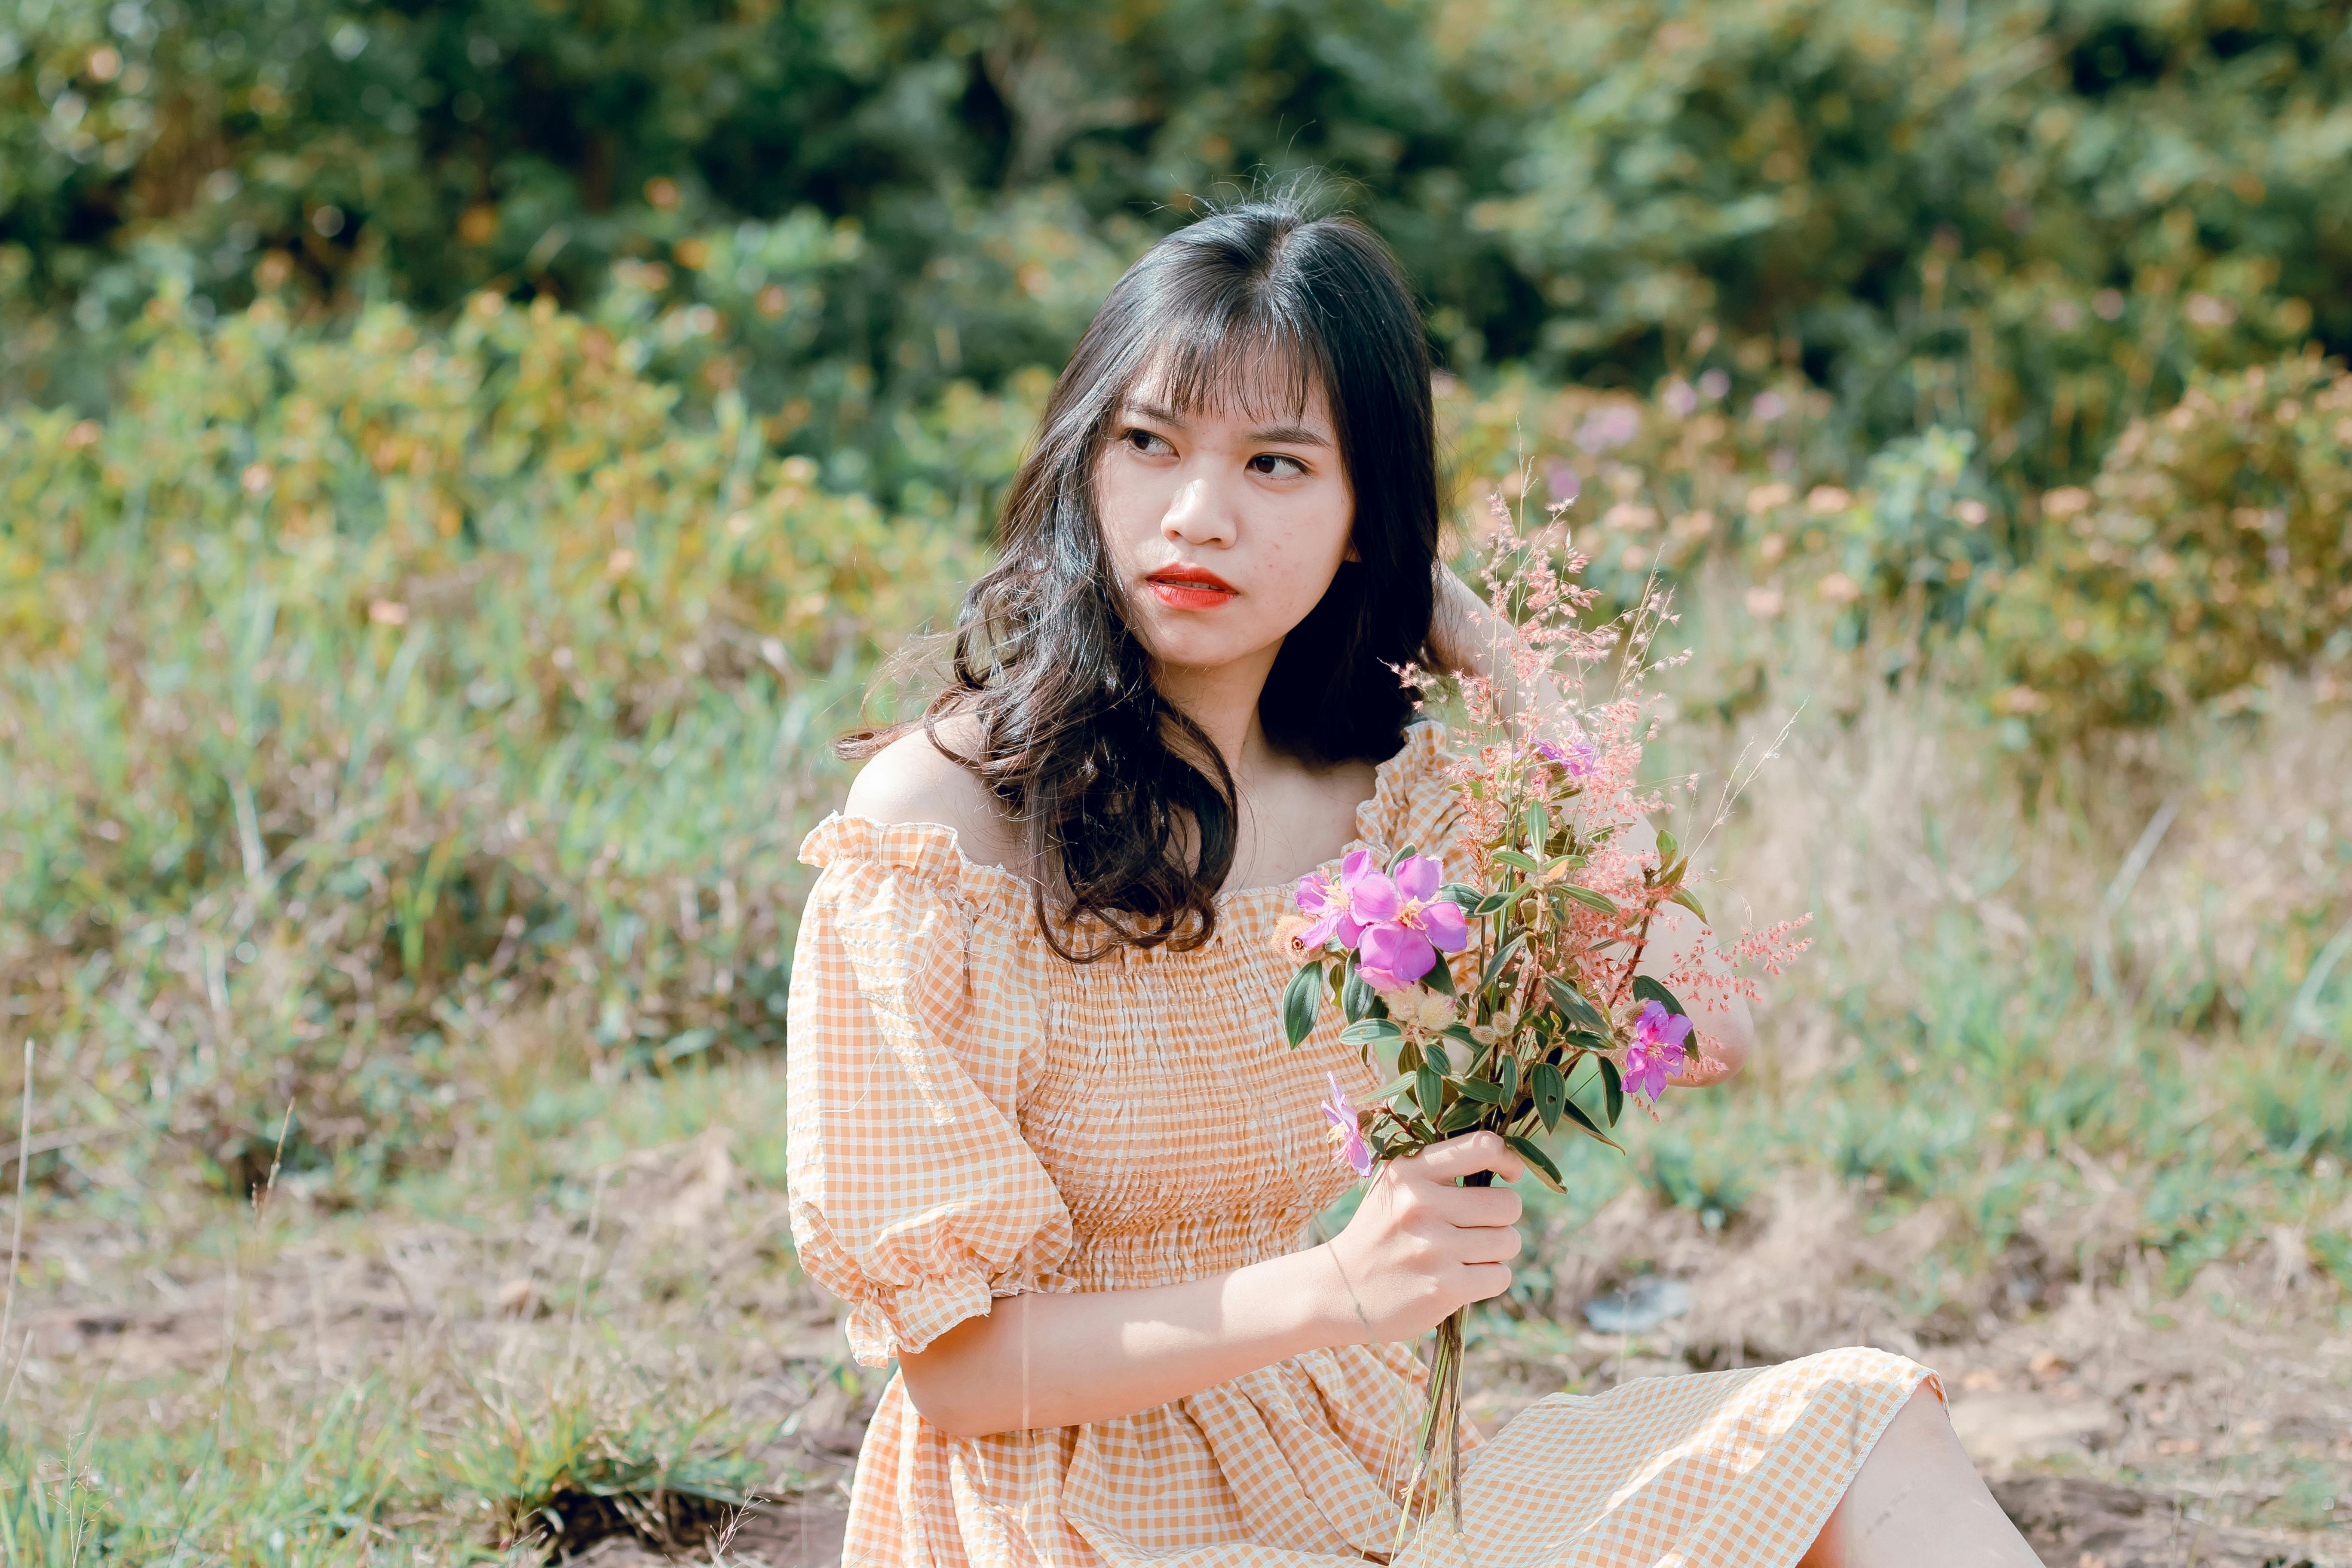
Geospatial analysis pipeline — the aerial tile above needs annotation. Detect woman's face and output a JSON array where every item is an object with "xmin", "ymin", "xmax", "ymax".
[{"xmin": 1094, "ymin": 361, "xmax": 1356, "ymax": 679}]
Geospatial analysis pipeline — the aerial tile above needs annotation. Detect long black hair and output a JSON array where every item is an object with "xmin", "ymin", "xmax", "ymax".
[{"xmin": 847, "ymin": 188, "xmax": 1440, "ymax": 958}]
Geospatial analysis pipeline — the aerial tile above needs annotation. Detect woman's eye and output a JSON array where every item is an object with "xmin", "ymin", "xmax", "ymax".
[
  {"xmin": 1249, "ymin": 453, "xmax": 1307, "ymax": 478},
  {"xmin": 1123, "ymin": 428, "xmax": 1174, "ymax": 456}
]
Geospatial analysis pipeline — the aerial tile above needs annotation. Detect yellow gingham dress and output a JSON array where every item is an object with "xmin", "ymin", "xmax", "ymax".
[{"xmin": 786, "ymin": 725, "xmax": 1935, "ymax": 1567}]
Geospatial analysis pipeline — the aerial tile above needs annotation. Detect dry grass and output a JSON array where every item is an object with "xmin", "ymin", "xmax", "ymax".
[{"xmin": 3, "ymin": 589, "xmax": 2347, "ymax": 1564}]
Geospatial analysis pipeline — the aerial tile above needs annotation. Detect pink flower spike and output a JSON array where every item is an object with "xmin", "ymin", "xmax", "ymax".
[{"xmin": 1321, "ymin": 1073, "xmax": 1373, "ymax": 1178}]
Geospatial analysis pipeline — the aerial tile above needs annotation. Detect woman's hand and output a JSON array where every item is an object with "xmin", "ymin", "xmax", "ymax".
[
  {"xmin": 1317, "ymin": 1131, "xmax": 1526, "ymax": 1345},
  {"xmin": 1427, "ymin": 565, "xmax": 1561, "ymax": 724},
  {"xmin": 1425, "ymin": 565, "xmax": 1504, "ymax": 682}
]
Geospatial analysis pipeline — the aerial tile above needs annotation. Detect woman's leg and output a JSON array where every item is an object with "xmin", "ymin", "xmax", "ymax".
[{"xmin": 1798, "ymin": 1384, "xmax": 2045, "ymax": 1568}]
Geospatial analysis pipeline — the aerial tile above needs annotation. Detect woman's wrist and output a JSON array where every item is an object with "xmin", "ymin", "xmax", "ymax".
[
  {"xmin": 1240, "ymin": 1246, "xmax": 1369, "ymax": 1355},
  {"xmin": 1429, "ymin": 566, "xmax": 1560, "ymax": 723}
]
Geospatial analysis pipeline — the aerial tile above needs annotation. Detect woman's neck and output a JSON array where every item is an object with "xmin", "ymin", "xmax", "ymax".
[{"xmin": 1153, "ymin": 646, "xmax": 1279, "ymax": 785}]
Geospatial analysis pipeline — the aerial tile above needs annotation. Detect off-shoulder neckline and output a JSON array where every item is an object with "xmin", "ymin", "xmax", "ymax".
[{"xmin": 805, "ymin": 722, "xmax": 1445, "ymax": 910}]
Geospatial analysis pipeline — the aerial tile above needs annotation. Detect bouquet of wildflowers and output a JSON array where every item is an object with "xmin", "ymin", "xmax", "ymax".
[{"xmin": 1278, "ymin": 491, "xmax": 1808, "ymax": 1539}]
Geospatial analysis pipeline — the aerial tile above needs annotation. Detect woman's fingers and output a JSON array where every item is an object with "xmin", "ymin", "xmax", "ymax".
[
  {"xmin": 1423, "ymin": 1182, "xmax": 1521, "ymax": 1229},
  {"xmin": 1406, "ymin": 1131, "xmax": 1528, "ymax": 1185},
  {"xmin": 1454, "ymin": 1221, "xmax": 1524, "ymax": 1266}
]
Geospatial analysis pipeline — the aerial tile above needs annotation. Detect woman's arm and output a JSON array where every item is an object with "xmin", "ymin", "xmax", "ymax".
[
  {"xmin": 1427, "ymin": 569, "xmax": 1755, "ymax": 1081},
  {"xmin": 898, "ymin": 1134, "xmax": 1527, "ymax": 1438}
]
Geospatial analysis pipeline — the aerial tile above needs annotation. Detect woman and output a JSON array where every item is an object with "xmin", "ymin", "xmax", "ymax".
[{"xmin": 786, "ymin": 193, "xmax": 2039, "ymax": 1568}]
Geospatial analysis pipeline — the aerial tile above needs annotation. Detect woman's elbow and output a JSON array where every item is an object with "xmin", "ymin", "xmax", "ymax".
[
  {"xmin": 896, "ymin": 1318, "xmax": 1008, "ymax": 1439},
  {"xmin": 1678, "ymin": 1011, "xmax": 1755, "ymax": 1086}
]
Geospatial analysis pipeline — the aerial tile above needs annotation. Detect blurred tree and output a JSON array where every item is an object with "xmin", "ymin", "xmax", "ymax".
[{"xmin": 1, "ymin": 0, "xmax": 2346, "ymax": 505}]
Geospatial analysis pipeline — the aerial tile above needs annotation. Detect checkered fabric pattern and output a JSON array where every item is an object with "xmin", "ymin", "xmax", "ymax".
[{"xmin": 786, "ymin": 725, "xmax": 1935, "ymax": 1568}]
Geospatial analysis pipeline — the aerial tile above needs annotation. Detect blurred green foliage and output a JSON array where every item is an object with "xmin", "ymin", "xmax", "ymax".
[
  {"xmin": 0, "ymin": 0, "xmax": 2345, "ymax": 1194},
  {"xmin": 0, "ymin": 290, "xmax": 970, "ymax": 1191},
  {"xmin": 5, "ymin": 0, "xmax": 2348, "ymax": 489},
  {"xmin": 1988, "ymin": 351, "xmax": 2352, "ymax": 739}
]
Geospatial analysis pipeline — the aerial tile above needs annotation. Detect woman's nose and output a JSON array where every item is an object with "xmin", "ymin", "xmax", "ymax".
[{"xmin": 1161, "ymin": 475, "xmax": 1237, "ymax": 547}]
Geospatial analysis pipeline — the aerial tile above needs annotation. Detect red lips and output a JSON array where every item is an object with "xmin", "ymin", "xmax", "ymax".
[{"xmin": 1144, "ymin": 565, "xmax": 1237, "ymax": 611}]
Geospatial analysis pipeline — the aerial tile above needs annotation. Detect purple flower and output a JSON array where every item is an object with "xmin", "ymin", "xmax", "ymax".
[
  {"xmin": 1353, "ymin": 854, "xmax": 1469, "ymax": 991},
  {"xmin": 1532, "ymin": 738, "xmax": 1598, "ymax": 778},
  {"xmin": 1662, "ymin": 379, "xmax": 1697, "ymax": 417},
  {"xmin": 1576, "ymin": 404, "xmax": 1642, "ymax": 453},
  {"xmin": 1697, "ymin": 368, "xmax": 1730, "ymax": 401},
  {"xmin": 1321, "ymin": 1073, "xmax": 1373, "ymax": 1178},
  {"xmin": 1623, "ymin": 1000, "xmax": 1693, "ymax": 1100},
  {"xmin": 1295, "ymin": 848, "xmax": 1378, "ymax": 951}
]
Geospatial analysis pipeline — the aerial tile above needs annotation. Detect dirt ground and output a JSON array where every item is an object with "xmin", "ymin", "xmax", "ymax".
[{"xmin": 24, "ymin": 1129, "xmax": 2349, "ymax": 1566}]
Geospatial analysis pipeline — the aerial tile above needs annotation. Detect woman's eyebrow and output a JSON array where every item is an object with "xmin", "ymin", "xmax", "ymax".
[
  {"xmin": 1247, "ymin": 420, "xmax": 1331, "ymax": 447},
  {"xmin": 1121, "ymin": 400, "xmax": 1331, "ymax": 447}
]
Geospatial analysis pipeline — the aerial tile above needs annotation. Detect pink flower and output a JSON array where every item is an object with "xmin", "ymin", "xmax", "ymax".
[
  {"xmin": 1532, "ymin": 738, "xmax": 1597, "ymax": 778},
  {"xmin": 1352, "ymin": 854, "xmax": 1469, "ymax": 991},
  {"xmin": 1622, "ymin": 999, "xmax": 1692, "ymax": 1100},
  {"xmin": 1322, "ymin": 1073, "xmax": 1372, "ymax": 1178},
  {"xmin": 1295, "ymin": 848, "xmax": 1381, "ymax": 952}
]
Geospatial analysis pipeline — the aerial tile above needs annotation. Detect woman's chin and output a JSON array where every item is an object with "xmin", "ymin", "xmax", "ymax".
[{"xmin": 1139, "ymin": 628, "xmax": 1282, "ymax": 679}]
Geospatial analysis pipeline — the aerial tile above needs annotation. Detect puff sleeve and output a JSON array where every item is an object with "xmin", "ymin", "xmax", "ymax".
[
  {"xmin": 1352, "ymin": 723, "xmax": 1464, "ymax": 859},
  {"xmin": 784, "ymin": 818, "xmax": 1075, "ymax": 1366}
]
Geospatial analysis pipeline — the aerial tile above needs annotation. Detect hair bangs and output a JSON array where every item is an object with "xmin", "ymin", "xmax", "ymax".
[{"xmin": 1121, "ymin": 301, "xmax": 1329, "ymax": 432}]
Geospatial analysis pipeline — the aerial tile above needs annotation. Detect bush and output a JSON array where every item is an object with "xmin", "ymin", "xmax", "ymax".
[
  {"xmin": 0, "ymin": 292, "xmax": 972, "ymax": 1193},
  {"xmin": 1985, "ymin": 351, "xmax": 2352, "ymax": 744},
  {"xmin": 6, "ymin": 0, "xmax": 2346, "ymax": 514}
]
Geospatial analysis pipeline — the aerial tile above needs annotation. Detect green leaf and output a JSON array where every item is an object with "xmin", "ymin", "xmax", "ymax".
[
  {"xmin": 1283, "ymin": 962, "xmax": 1326, "ymax": 1048},
  {"xmin": 1655, "ymin": 828, "xmax": 1678, "ymax": 864},
  {"xmin": 1597, "ymin": 1054, "xmax": 1626, "ymax": 1127},
  {"xmin": 1561, "ymin": 885, "xmax": 1618, "ymax": 916},
  {"xmin": 1396, "ymin": 1038, "xmax": 1424, "ymax": 1073},
  {"xmin": 1474, "ymin": 890, "xmax": 1514, "ymax": 916},
  {"xmin": 1342, "ymin": 966, "xmax": 1375, "ymax": 1023},
  {"xmin": 1456, "ymin": 1075, "xmax": 1505, "ymax": 1104},
  {"xmin": 1545, "ymin": 977, "xmax": 1606, "ymax": 1034},
  {"xmin": 1441, "ymin": 882, "xmax": 1482, "ymax": 910},
  {"xmin": 1559, "ymin": 1093, "xmax": 1625, "ymax": 1152},
  {"xmin": 1505, "ymin": 1135, "xmax": 1565, "ymax": 1192},
  {"xmin": 1437, "ymin": 1097, "xmax": 1485, "ymax": 1134},
  {"xmin": 1667, "ymin": 885, "xmax": 1709, "ymax": 922},
  {"xmin": 1491, "ymin": 848, "xmax": 1540, "ymax": 874},
  {"xmin": 1496, "ymin": 1055, "xmax": 1519, "ymax": 1104},
  {"xmin": 1372, "ymin": 1071, "xmax": 1418, "ymax": 1104},
  {"xmin": 1389, "ymin": 843, "xmax": 1419, "ymax": 872},
  {"xmin": 1415, "ymin": 1065, "xmax": 1445, "ymax": 1123},
  {"xmin": 1339, "ymin": 1018, "xmax": 1402, "ymax": 1046},
  {"xmin": 1531, "ymin": 1061, "xmax": 1565, "ymax": 1133},
  {"xmin": 1439, "ymin": 1023, "xmax": 1481, "ymax": 1049},
  {"xmin": 1479, "ymin": 931, "xmax": 1528, "ymax": 994},
  {"xmin": 1632, "ymin": 975, "xmax": 1688, "ymax": 1017},
  {"xmin": 1422, "ymin": 956, "xmax": 1457, "ymax": 996},
  {"xmin": 1423, "ymin": 1040, "xmax": 1454, "ymax": 1079},
  {"xmin": 1524, "ymin": 802, "xmax": 1550, "ymax": 848}
]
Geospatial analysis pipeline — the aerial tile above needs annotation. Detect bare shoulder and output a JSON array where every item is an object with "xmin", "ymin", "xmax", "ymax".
[{"xmin": 841, "ymin": 716, "xmax": 1022, "ymax": 872}]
